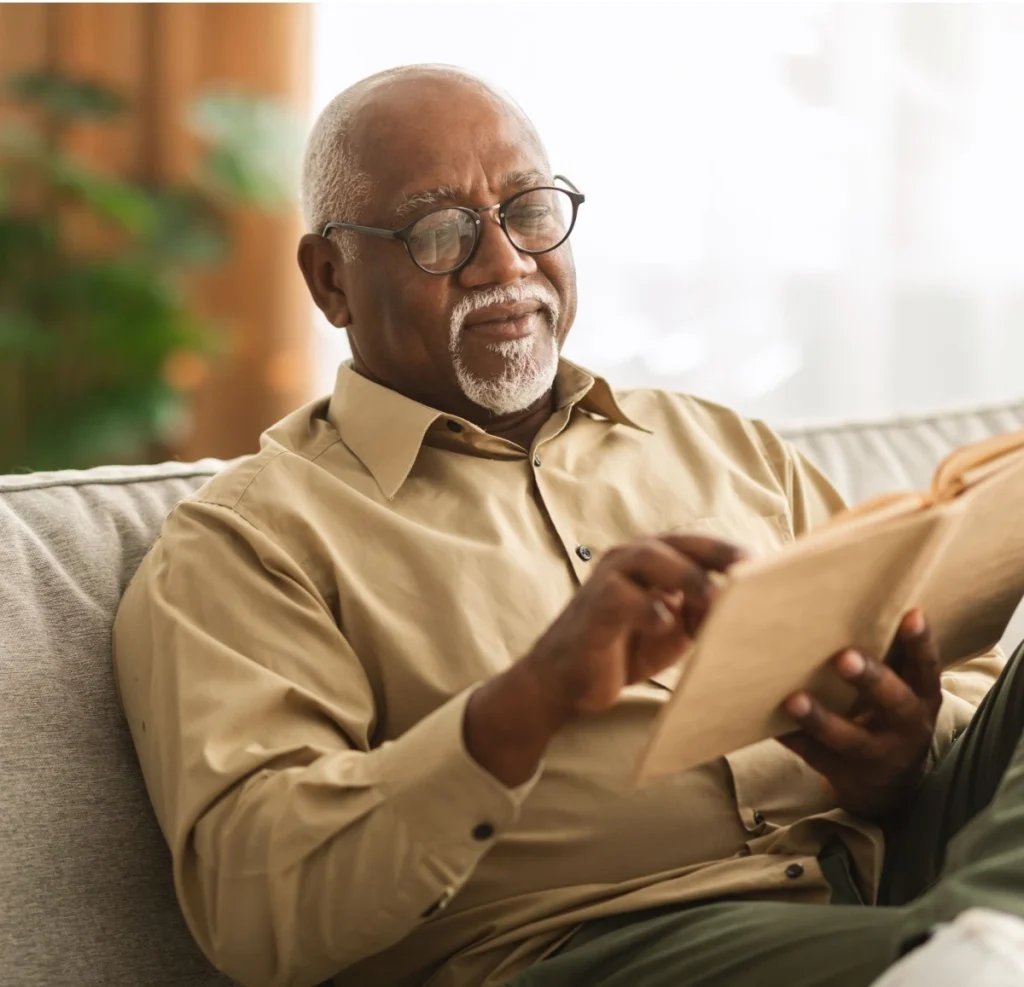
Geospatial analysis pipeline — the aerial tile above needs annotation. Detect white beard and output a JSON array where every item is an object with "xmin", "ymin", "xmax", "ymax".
[{"xmin": 449, "ymin": 284, "xmax": 560, "ymax": 416}]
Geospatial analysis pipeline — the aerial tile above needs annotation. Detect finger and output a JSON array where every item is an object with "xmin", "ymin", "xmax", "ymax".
[
  {"xmin": 592, "ymin": 573, "xmax": 650, "ymax": 627},
  {"xmin": 782, "ymin": 691, "xmax": 877, "ymax": 756},
  {"xmin": 595, "ymin": 573, "xmax": 694, "ymax": 641},
  {"xmin": 633, "ymin": 591, "xmax": 689, "ymax": 638},
  {"xmin": 632, "ymin": 618, "xmax": 695, "ymax": 679},
  {"xmin": 608, "ymin": 539, "xmax": 717, "ymax": 605},
  {"xmin": 640, "ymin": 590, "xmax": 709, "ymax": 648},
  {"xmin": 631, "ymin": 593, "xmax": 700, "ymax": 680},
  {"xmin": 654, "ymin": 534, "xmax": 747, "ymax": 635},
  {"xmin": 777, "ymin": 730, "xmax": 848, "ymax": 780},
  {"xmin": 835, "ymin": 649, "xmax": 923, "ymax": 726},
  {"xmin": 659, "ymin": 584, "xmax": 712, "ymax": 639},
  {"xmin": 656, "ymin": 533, "xmax": 750, "ymax": 574},
  {"xmin": 894, "ymin": 609, "xmax": 942, "ymax": 707},
  {"xmin": 660, "ymin": 590, "xmax": 686, "ymax": 614},
  {"xmin": 644, "ymin": 596, "xmax": 677, "ymax": 636},
  {"xmin": 885, "ymin": 611, "xmax": 916, "ymax": 680},
  {"xmin": 646, "ymin": 590, "xmax": 686, "ymax": 625}
]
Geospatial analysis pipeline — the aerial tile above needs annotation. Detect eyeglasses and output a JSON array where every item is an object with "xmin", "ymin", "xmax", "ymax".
[{"xmin": 320, "ymin": 175, "xmax": 585, "ymax": 275}]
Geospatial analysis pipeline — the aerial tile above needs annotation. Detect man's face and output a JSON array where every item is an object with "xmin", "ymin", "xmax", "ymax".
[{"xmin": 301, "ymin": 78, "xmax": 578, "ymax": 419}]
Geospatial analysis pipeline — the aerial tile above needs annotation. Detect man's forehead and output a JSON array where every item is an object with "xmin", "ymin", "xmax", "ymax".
[
  {"xmin": 349, "ymin": 78, "xmax": 547, "ymax": 197},
  {"xmin": 353, "ymin": 76, "xmax": 534, "ymax": 155}
]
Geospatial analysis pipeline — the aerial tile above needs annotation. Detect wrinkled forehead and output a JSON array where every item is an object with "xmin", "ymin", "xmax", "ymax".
[{"xmin": 348, "ymin": 78, "xmax": 549, "ymax": 216}]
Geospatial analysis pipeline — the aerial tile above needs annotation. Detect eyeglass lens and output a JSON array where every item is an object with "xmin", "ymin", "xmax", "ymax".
[{"xmin": 406, "ymin": 188, "xmax": 574, "ymax": 273}]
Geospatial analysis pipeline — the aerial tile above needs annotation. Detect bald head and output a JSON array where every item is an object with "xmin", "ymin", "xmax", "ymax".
[{"xmin": 300, "ymin": 65, "xmax": 546, "ymax": 259}]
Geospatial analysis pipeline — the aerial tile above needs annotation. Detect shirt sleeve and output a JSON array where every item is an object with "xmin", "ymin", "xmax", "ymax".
[
  {"xmin": 768, "ymin": 430, "xmax": 849, "ymax": 537},
  {"xmin": 754, "ymin": 424, "xmax": 1005, "ymax": 757},
  {"xmin": 930, "ymin": 647, "xmax": 1007, "ymax": 761},
  {"xmin": 112, "ymin": 498, "xmax": 537, "ymax": 987}
]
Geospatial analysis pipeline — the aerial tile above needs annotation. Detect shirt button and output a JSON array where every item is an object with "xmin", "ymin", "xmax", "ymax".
[
  {"xmin": 446, "ymin": 420, "xmax": 463, "ymax": 433},
  {"xmin": 752, "ymin": 810, "xmax": 765, "ymax": 827},
  {"xmin": 472, "ymin": 822, "xmax": 495, "ymax": 841},
  {"xmin": 576, "ymin": 545, "xmax": 593, "ymax": 562},
  {"xmin": 785, "ymin": 863, "xmax": 805, "ymax": 880},
  {"xmin": 533, "ymin": 454, "xmax": 542, "ymax": 467}
]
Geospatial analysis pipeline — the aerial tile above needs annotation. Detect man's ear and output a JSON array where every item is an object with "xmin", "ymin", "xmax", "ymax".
[{"xmin": 297, "ymin": 234, "xmax": 352, "ymax": 328}]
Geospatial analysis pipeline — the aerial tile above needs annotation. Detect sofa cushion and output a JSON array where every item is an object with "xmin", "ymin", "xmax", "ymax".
[{"xmin": 0, "ymin": 461, "xmax": 235, "ymax": 987}]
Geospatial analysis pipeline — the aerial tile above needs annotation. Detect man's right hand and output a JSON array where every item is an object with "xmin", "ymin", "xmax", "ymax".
[{"xmin": 464, "ymin": 534, "xmax": 747, "ymax": 786}]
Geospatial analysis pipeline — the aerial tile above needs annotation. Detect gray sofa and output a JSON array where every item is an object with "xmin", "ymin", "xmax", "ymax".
[{"xmin": 4, "ymin": 401, "xmax": 1024, "ymax": 987}]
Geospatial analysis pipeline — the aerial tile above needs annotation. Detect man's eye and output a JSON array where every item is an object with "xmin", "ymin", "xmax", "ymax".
[
  {"xmin": 411, "ymin": 223, "xmax": 455, "ymax": 245},
  {"xmin": 510, "ymin": 206, "xmax": 551, "ymax": 225},
  {"xmin": 414, "ymin": 216, "xmax": 452, "ymax": 235}
]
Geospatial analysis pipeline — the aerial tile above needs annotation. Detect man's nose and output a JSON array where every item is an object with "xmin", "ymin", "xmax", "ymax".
[{"xmin": 458, "ymin": 211, "xmax": 536, "ymax": 288}]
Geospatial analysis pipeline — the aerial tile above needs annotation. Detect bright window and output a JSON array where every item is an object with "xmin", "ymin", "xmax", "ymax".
[{"xmin": 311, "ymin": 2, "xmax": 1024, "ymax": 424}]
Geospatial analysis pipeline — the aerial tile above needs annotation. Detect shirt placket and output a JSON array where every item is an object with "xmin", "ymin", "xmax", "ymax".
[{"xmin": 529, "ymin": 405, "xmax": 599, "ymax": 585}]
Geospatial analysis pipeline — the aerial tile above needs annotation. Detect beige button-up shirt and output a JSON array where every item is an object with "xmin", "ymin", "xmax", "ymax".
[{"xmin": 113, "ymin": 360, "xmax": 1001, "ymax": 987}]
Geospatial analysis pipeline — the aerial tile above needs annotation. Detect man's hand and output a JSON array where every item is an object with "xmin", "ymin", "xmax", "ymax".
[
  {"xmin": 464, "ymin": 534, "xmax": 747, "ymax": 786},
  {"xmin": 778, "ymin": 609, "xmax": 942, "ymax": 820}
]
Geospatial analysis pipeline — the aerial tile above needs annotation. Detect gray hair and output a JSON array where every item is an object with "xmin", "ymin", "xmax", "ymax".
[
  {"xmin": 300, "ymin": 86, "xmax": 374, "ymax": 262},
  {"xmin": 300, "ymin": 65, "xmax": 536, "ymax": 262}
]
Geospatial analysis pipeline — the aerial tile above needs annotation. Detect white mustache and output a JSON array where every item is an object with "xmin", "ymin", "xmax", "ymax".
[{"xmin": 449, "ymin": 282, "xmax": 560, "ymax": 342}]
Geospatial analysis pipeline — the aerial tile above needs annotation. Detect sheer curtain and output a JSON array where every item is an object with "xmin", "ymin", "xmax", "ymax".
[{"xmin": 310, "ymin": 2, "xmax": 1024, "ymax": 425}]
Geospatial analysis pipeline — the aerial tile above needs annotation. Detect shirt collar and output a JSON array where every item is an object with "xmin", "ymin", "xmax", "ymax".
[{"xmin": 327, "ymin": 358, "xmax": 649, "ymax": 500}]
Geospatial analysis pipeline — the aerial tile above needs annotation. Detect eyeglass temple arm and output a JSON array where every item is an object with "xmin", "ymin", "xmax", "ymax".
[
  {"xmin": 321, "ymin": 221, "xmax": 399, "ymax": 240},
  {"xmin": 553, "ymin": 174, "xmax": 581, "ymax": 193}
]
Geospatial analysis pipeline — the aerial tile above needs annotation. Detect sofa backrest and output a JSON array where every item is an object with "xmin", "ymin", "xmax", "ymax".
[
  {"xmin": 0, "ymin": 462, "xmax": 233, "ymax": 987},
  {"xmin": 2, "ymin": 399, "xmax": 1024, "ymax": 986},
  {"xmin": 786, "ymin": 399, "xmax": 1024, "ymax": 504}
]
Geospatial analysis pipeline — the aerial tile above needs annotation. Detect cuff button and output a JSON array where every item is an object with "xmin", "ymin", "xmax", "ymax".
[{"xmin": 472, "ymin": 822, "xmax": 495, "ymax": 841}]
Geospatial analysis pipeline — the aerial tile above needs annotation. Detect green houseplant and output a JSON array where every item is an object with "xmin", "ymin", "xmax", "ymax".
[{"xmin": 0, "ymin": 72, "xmax": 299, "ymax": 472}]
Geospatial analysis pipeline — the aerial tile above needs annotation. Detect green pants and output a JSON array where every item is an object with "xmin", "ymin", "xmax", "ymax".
[{"xmin": 509, "ymin": 642, "xmax": 1024, "ymax": 987}]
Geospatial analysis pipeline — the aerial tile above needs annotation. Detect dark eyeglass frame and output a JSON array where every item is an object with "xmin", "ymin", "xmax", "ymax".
[{"xmin": 320, "ymin": 174, "xmax": 585, "ymax": 275}]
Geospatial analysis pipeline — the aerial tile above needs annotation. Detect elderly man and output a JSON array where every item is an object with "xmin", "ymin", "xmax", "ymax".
[{"xmin": 114, "ymin": 66, "xmax": 1024, "ymax": 987}]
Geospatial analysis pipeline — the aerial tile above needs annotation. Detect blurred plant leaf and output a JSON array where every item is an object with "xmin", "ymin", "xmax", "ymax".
[
  {"xmin": 142, "ymin": 188, "xmax": 228, "ymax": 265},
  {"xmin": 4, "ymin": 72, "xmax": 127, "ymax": 121},
  {"xmin": 76, "ymin": 261, "xmax": 212, "ymax": 364},
  {"xmin": 0, "ymin": 312, "xmax": 54, "ymax": 355},
  {"xmin": 46, "ymin": 155, "xmax": 161, "ymax": 234},
  {"xmin": 0, "ymin": 216, "xmax": 60, "ymax": 281},
  {"xmin": 0, "ymin": 119, "xmax": 44, "ymax": 156},
  {"xmin": 190, "ymin": 91, "xmax": 301, "ymax": 209},
  {"xmin": 25, "ymin": 379, "xmax": 184, "ymax": 471},
  {"xmin": 0, "ymin": 70, "xmax": 290, "ymax": 472}
]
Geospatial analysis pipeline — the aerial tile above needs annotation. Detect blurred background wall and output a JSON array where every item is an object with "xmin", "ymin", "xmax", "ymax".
[{"xmin": 0, "ymin": 2, "xmax": 310, "ymax": 470}]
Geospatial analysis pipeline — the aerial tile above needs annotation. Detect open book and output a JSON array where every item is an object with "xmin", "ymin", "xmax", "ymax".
[{"xmin": 635, "ymin": 426, "xmax": 1024, "ymax": 785}]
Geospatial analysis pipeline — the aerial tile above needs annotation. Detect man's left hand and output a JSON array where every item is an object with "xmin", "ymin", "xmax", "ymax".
[{"xmin": 778, "ymin": 609, "xmax": 942, "ymax": 820}]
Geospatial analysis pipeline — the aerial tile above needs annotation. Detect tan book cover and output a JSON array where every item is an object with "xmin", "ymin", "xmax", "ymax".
[{"xmin": 635, "ymin": 427, "xmax": 1024, "ymax": 785}]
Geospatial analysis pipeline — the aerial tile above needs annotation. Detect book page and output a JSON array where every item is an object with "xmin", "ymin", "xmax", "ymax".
[
  {"xmin": 932, "ymin": 427, "xmax": 1024, "ymax": 499},
  {"xmin": 634, "ymin": 510, "xmax": 949, "ymax": 785},
  {"xmin": 915, "ymin": 452, "xmax": 1024, "ymax": 664},
  {"xmin": 818, "ymin": 490, "xmax": 930, "ymax": 531}
]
